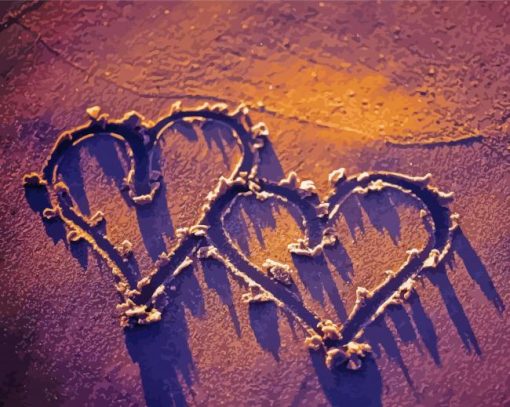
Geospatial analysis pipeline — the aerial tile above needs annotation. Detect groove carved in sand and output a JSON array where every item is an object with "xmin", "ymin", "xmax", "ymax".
[{"xmin": 23, "ymin": 102, "xmax": 459, "ymax": 370}]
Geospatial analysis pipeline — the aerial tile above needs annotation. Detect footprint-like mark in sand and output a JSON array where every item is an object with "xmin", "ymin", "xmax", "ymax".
[{"xmin": 23, "ymin": 102, "xmax": 460, "ymax": 371}]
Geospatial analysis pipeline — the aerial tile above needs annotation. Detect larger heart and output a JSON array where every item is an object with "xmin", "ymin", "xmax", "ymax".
[{"xmin": 23, "ymin": 103, "xmax": 459, "ymax": 370}]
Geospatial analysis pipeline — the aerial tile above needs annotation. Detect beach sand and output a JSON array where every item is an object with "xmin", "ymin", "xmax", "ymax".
[{"xmin": 1, "ymin": 2, "xmax": 509, "ymax": 406}]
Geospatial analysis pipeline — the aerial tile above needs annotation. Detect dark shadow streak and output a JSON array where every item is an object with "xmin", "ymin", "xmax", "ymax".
[
  {"xmin": 248, "ymin": 301, "xmax": 281, "ymax": 361},
  {"xmin": 89, "ymin": 136, "xmax": 130, "ymax": 192},
  {"xmin": 69, "ymin": 239, "xmax": 88, "ymax": 270},
  {"xmin": 408, "ymin": 292, "xmax": 441, "ymax": 365},
  {"xmin": 171, "ymin": 121, "xmax": 198, "ymax": 142},
  {"xmin": 453, "ymin": 228, "xmax": 504, "ymax": 313},
  {"xmin": 24, "ymin": 185, "xmax": 66, "ymax": 244},
  {"xmin": 292, "ymin": 253, "xmax": 348, "ymax": 322},
  {"xmin": 227, "ymin": 202, "xmax": 251, "ymax": 256},
  {"xmin": 24, "ymin": 186, "xmax": 89, "ymax": 268},
  {"xmin": 125, "ymin": 265, "xmax": 203, "ymax": 407},
  {"xmin": 358, "ymin": 192, "xmax": 401, "ymax": 245},
  {"xmin": 201, "ymin": 119, "xmax": 237, "ymax": 167},
  {"xmin": 201, "ymin": 258, "xmax": 241, "ymax": 337},
  {"xmin": 322, "ymin": 240, "xmax": 354, "ymax": 283},
  {"xmin": 256, "ymin": 139, "xmax": 285, "ymax": 182},
  {"xmin": 335, "ymin": 195, "xmax": 365, "ymax": 241},
  {"xmin": 386, "ymin": 306, "xmax": 416, "ymax": 344},
  {"xmin": 311, "ymin": 351, "xmax": 382, "ymax": 406},
  {"xmin": 94, "ymin": 135, "xmax": 146, "ymax": 209},
  {"xmin": 136, "ymin": 144, "xmax": 175, "ymax": 261},
  {"xmin": 364, "ymin": 316, "xmax": 416, "ymax": 392},
  {"xmin": 427, "ymin": 263, "xmax": 481, "ymax": 355},
  {"xmin": 59, "ymin": 146, "xmax": 91, "ymax": 216},
  {"xmin": 225, "ymin": 191, "xmax": 306, "ymax": 272}
]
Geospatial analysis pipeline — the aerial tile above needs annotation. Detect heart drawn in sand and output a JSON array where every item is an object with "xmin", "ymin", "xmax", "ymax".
[{"xmin": 23, "ymin": 102, "xmax": 460, "ymax": 370}]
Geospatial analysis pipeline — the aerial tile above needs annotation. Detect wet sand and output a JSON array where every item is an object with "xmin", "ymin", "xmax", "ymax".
[{"xmin": 1, "ymin": 2, "xmax": 509, "ymax": 406}]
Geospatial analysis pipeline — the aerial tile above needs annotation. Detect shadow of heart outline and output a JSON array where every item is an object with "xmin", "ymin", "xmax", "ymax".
[{"xmin": 23, "ymin": 102, "xmax": 460, "ymax": 369}]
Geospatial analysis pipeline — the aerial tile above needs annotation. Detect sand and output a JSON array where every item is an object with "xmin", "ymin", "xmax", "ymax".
[{"xmin": 1, "ymin": 1, "xmax": 509, "ymax": 406}]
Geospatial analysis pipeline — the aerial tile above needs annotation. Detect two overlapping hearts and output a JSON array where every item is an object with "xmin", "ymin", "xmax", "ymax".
[{"xmin": 23, "ymin": 102, "xmax": 459, "ymax": 370}]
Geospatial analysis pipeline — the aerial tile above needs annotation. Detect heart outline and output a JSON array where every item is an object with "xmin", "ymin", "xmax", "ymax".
[{"xmin": 23, "ymin": 102, "xmax": 459, "ymax": 369}]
